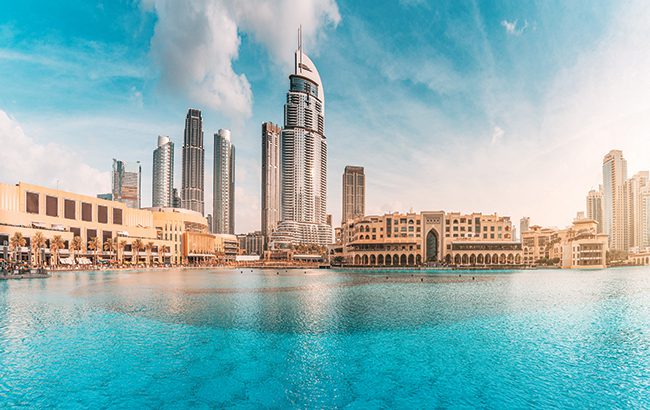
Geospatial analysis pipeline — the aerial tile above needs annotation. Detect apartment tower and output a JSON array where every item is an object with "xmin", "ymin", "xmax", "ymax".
[
  {"xmin": 342, "ymin": 166, "xmax": 365, "ymax": 224},
  {"xmin": 112, "ymin": 159, "xmax": 141, "ymax": 209},
  {"xmin": 261, "ymin": 122, "xmax": 281, "ymax": 245},
  {"xmin": 213, "ymin": 129, "xmax": 235, "ymax": 234},
  {"xmin": 152, "ymin": 135, "xmax": 174, "ymax": 207},
  {"xmin": 602, "ymin": 150, "xmax": 628, "ymax": 251},
  {"xmin": 181, "ymin": 108, "xmax": 205, "ymax": 215}
]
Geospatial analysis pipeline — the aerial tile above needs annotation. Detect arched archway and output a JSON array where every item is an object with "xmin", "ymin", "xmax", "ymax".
[
  {"xmin": 393, "ymin": 254, "xmax": 399, "ymax": 265},
  {"xmin": 445, "ymin": 254, "xmax": 452, "ymax": 264},
  {"xmin": 462, "ymin": 254, "xmax": 468, "ymax": 265},
  {"xmin": 515, "ymin": 254, "xmax": 521, "ymax": 264},
  {"xmin": 469, "ymin": 254, "xmax": 476, "ymax": 265},
  {"xmin": 354, "ymin": 254, "xmax": 361, "ymax": 265},
  {"xmin": 400, "ymin": 254, "xmax": 407, "ymax": 265},
  {"xmin": 477, "ymin": 254, "xmax": 484, "ymax": 264},
  {"xmin": 362, "ymin": 255, "xmax": 369, "ymax": 265},
  {"xmin": 370, "ymin": 254, "xmax": 376, "ymax": 265},
  {"xmin": 416, "ymin": 254, "xmax": 422, "ymax": 265},
  {"xmin": 500, "ymin": 254, "xmax": 507, "ymax": 264},
  {"xmin": 408, "ymin": 254, "xmax": 414, "ymax": 265},
  {"xmin": 426, "ymin": 229, "xmax": 439, "ymax": 262},
  {"xmin": 454, "ymin": 254, "xmax": 461, "ymax": 265},
  {"xmin": 493, "ymin": 254, "xmax": 499, "ymax": 265},
  {"xmin": 378, "ymin": 254, "xmax": 384, "ymax": 265},
  {"xmin": 485, "ymin": 254, "xmax": 491, "ymax": 264},
  {"xmin": 386, "ymin": 254, "xmax": 391, "ymax": 266},
  {"xmin": 507, "ymin": 254, "xmax": 514, "ymax": 264}
]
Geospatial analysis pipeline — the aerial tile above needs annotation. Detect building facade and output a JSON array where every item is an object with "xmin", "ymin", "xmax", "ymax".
[
  {"xmin": 271, "ymin": 43, "xmax": 332, "ymax": 247},
  {"xmin": 152, "ymin": 135, "xmax": 174, "ymax": 208},
  {"xmin": 112, "ymin": 159, "xmax": 141, "ymax": 209},
  {"xmin": 213, "ymin": 129, "xmax": 235, "ymax": 234},
  {"xmin": 261, "ymin": 122, "xmax": 281, "ymax": 246},
  {"xmin": 602, "ymin": 150, "xmax": 628, "ymax": 251},
  {"xmin": 181, "ymin": 108, "xmax": 205, "ymax": 215},
  {"xmin": 586, "ymin": 187, "xmax": 604, "ymax": 233},
  {"xmin": 342, "ymin": 166, "xmax": 365, "ymax": 224},
  {"xmin": 237, "ymin": 231, "xmax": 264, "ymax": 256},
  {"xmin": 625, "ymin": 171, "xmax": 649, "ymax": 250}
]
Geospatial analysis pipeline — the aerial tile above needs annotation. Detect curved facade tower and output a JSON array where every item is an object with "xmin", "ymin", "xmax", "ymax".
[
  {"xmin": 152, "ymin": 135, "xmax": 174, "ymax": 207},
  {"xmin": 272, "ymin": 46, "xmax": 332, "ymax": 246}
]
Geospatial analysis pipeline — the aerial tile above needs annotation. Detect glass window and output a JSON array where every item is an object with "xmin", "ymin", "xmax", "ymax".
[
  {"xmin": 81, "ymin": 203, "xmax": 92, "ymax": 222},
  {"xmin": 98, "ymin": 205, "xmax": 108, "ymax": 224},
  {"xmin": 26, "ymin": 192, "xmax": 39, "ymax": 214},
  {"xmin": 113, "ymin": 208, "xmax": 123, "ymax": 225},
  {"xmin": 64, "ymin": 199, "xmax": 76, "ymax": 219},
  {"xmin": 46, "ymin": 195, "xmax": 58, "ymax": 217}
]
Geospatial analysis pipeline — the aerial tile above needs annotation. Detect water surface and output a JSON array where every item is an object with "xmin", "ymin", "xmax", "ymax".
[{"xmin": 1, "ymin": 267, "xmax": 649, "ymax": 408}]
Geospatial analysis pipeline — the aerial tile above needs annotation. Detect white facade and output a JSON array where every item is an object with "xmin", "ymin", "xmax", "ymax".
[
  {"xmin": 602, "ymin": 150, "xmax": 628, "ymax": 251},
  {"xmin": 213, "ymin": 129, "xmax": 235, "ymax": 234},
  {"xmin": 272, "ymin": 46, "xmax": 332, "ymax": 247},
  {"xmin": 152, "ymin": 135, "xmax": 174, "ymax": 208}
]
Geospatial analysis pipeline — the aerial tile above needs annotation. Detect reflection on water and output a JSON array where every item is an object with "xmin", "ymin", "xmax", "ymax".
[{"xmin": 1, "ymin": 267, "xmax": 650, "ymax": 407}]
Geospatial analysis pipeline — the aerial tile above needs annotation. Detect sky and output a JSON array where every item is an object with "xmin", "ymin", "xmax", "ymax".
[{"xmin": 2, "ymin": 0, "xmax": 650, "ymax": 234}]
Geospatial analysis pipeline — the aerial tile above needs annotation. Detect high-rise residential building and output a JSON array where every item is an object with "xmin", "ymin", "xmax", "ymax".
[
  {"xmin": 586, "ymin": 186, "xmax": 604, "ymax": 233},
  {"xmin": 271, "ymin": 36, "xmax": 332, "ymax": 247},
  {"xmin": 172, "ymin": 188, "xmax": 181, "ymax": 208},
  {"xmin": 112, "ymin": 159, "xmax": 141, "ymax": 209},
  {"xmin": 519, "ymin": 217, "xmax": 530, "ymax": 241},
  {"xmin": 342, "ymin": 166, "xmax": 365, "ymax": 224},
  {"xmin": 261, "ymin": 122, "xmax": 281, "ymax": 246},
  {"xmin": 152, "ymin": 135, "xmax": 174, "ymax": 208},
  {"xmin": 213, "ymin": 129, "xmax": 235, "ymax": 234},
  {"xmin": 181, "ymin": 108, "xmax": 205, "ymax": 215},
  {"xmin": 626, "ymin": 171, "xmax": 649, "ymax": 249},
  {"xmin": 602, "ymin": 150, "xmax": 628, "ymax": 251}
]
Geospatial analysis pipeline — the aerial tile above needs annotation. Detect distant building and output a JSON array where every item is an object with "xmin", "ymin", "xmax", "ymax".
[
  {"xmin": 213, "ymin": 129, "xmax": 235, "ymax": 234},
  {"xmin": 181, "ymin": 108, "xmax": 205, "ymax": 215},
  {"xmin": 152, "ymin": 135, "xmax": 174, "ymax": 208},
  {"xmin": 602, "ymin": 150, "xmax": 627, "ymax": 250},
  {"xmin": 172, "ymin": 188, "xmax": 182, "ymax": 208},
  {"xmin": 261, "ymin": 122, "xmax": 281, "ymax": 247},
  {"xmin": 586, "ymin": 187, "xmax": 604, "ymax": 233},
  {"xmin": 97, "ymin": 193, "xmax": 112, "ymax": 201},
  {"xmin": 112, "ymin": 159, "xmax": 141, "ymax": 209},
  {"xmin": 206, "ymin": 214, "xmax": 213, "ymax": 233},
  {"xmin": 625, "ymin": 171, "xmax": 649, "ymax": 250},
  {"xmin": 342, "ymin": 166, "xmax": 365, "ymax": 224},
  {"xmin": 237, "ymin": 231, "xmax": 264, "ymax": 256},
  {"xmin": 519, "ymin": 217, "xmax": 530, "ymax": 242}
]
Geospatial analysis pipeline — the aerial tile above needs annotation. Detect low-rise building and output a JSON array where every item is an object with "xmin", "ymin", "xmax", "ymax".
[{"xmin": 237, "ymin": 231, "xmax": 264, "ymax": 255}]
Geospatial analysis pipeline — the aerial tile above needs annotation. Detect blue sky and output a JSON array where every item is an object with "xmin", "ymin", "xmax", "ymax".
[{"xmin": 2, "ymin": 0, "xmax": 650, "ymax": 233}]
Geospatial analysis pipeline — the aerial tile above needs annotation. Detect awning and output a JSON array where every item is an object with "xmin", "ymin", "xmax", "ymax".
[{"xmin": 32, "ymin": 222, "xmax": 47, "ymax": 229}]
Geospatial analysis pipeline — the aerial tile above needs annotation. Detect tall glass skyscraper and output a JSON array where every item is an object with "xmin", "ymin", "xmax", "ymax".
[
  {"xmin": 271, "ymin": 41, "xmax": 332, "ymax": 247},
  {"xmin": 181, "ymin": 109, "xmax": 205, "ymax": 215},
  {"xmin": 213, "ymin": 129, "xmax": 235, "ymax": 234},
  {"xmin": 342, "ymin": 166, "xmax": 365, "ymax": 224},
  {"xmin": 261, "ymin": 122, "xmax": 281, "ymax": 245},
  {"xmin": 112, "ymin": 159, "xmax": 141, "ymax": 209},
  {"xmin": 152, "ymin": 135, "xmax": 174, "ymax": 207},
  {"xmin": 602, "ymin": 150, "xmax": 628, "ymax": 251}
]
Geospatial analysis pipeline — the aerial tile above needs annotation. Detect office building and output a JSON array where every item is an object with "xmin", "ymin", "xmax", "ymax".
[
  {"xmin": 586, "ymin": 187, "xmax": 604, "ymax": 233},
  {"xmin": 602, "ymin": 150, "xmax": 628, "ymax": 250},
  {"xmin": 213, "ymin": 129, "xmax": 235, "ymax": 234},
  {"xmin": 152, "ymin": 135, "xmax": 174, "ymax": 207},
  {"xmin": 181, "ymin": 108, "xmax": 205, "ymax": 215},
  {"xmin": 261, "ymin": 122, "xmax": 281, "ymax": 245},
  {"xmin": 112, "ymin": 159, "xmax": 141, "ymax": 209},
  {"xmin": 342, "ymin": 166, "xmax": 365, "ymax": 224}
]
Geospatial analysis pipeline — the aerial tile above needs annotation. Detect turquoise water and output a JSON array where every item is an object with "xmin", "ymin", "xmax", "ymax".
[{"xmin": 1, "ymin": 267, "xmax": 649, "ymax": 408}]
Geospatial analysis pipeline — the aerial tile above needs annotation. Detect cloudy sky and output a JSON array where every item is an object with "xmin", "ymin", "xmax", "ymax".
[{"xmin": 2, "ymin": 0, "xmax": 650, "ymax": 233}]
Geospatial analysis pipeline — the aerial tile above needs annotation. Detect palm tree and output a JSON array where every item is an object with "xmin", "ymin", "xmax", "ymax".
[
  {"xmin": 132, "ymin": 239, "xmax": 143, "ymax": 265},
  {"xmin": 70, "ymin": 236, "xmax": 83, "ymax": 264},
  {"xmin": 103, "ymin": 238, "xmax": 114, "ymax": 263},
  {"xmin": 10, "ymin": 232, "xmax": 26, "ymax": 263},
  {"xmin": 118, "ymin": 240, "xmax": 127, "ymax": 265},
  {"xmin": 145, "ymin": 241, "xmax": 154, "ymax": 266},
  {"xmin": 31, "ymin": 232, "xmax": 46, "ymax": 267},
  {"xmin": 50, "ymin": 235, "xmax": 65, "ymax": 267},
  {"xmin": 88, "ymin": 237, "xmax": 101, "ymax": 266}
]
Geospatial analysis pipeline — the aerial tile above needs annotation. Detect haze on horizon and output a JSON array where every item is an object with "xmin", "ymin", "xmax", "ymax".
[{"xmin": 1, "ymin": 0, "xmax": 650, "ymax": 233}]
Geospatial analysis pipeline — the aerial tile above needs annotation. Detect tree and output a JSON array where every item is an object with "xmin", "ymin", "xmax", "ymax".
[
  {"xmin": 9, "ymin": 232, "xmax": 26, "ymax": 263},
  {"xmin": 103, "ymin": 238, "xmax": 114, "ymax": 262},
  {"xmin": 50, "ymin": 235, "xmax": 65, "ymax": 267},
  {"xmin": 118, "ymin": 240, "xmax": 127, "ymax": 265},
  {"xmin": 132, "ymin": 239, "xmax": 143, "ymax": 265},
  {"xmin": 70, "ymin": 236, "xmax": 83, "ymax": 264},
  {"xmin": 145, "ymin": 241, "xmax": 154, "ymax": 266},
  {"xmin": 88, "ymin": 237, "xmax": 101, "ymax": 266},
  {"xmin": 31, "ymin": 232, "xmax": 46, "ymax": 267}
]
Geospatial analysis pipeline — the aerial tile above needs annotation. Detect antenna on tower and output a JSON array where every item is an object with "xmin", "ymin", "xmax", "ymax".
[{"xmin": 298, "ymin": 25, "xmax": 303, "ymax": 70}]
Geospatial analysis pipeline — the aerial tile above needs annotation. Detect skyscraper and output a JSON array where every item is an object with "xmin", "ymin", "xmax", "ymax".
[
  {"xmin": 519, "ymin": 217, "xmax": 530, "ymax": 242},
  {"xmin": 602, "ymin": 150, "xmax": 628, "ymax": 251},
  {"xmin": 112, "ymin": 159, "xmax": 141, "ymax": 209},
  {"xmin": 172, "ymin": 188, "xmax": 181, "ymax": 208},
  {"xmin": 181, "ymin": 108, "xmax": 205, "ymax": 215},
  {"xmin": 213, "ymin": 129, "xmax": 235, "ymax": 234},
  {"xmin": 586, "ymin": 186, "xmax": 604, "ymax": 233},
  {"xmin": 626, "ymin": 171, "xmax": 649, "ymax": 249},
  {"xmin": 261, "ymin": 122, "xmax": 281, "ymax": 245},
  {"xmin": 152, "ymin": 135, "xmax": 174, "ymax": 207},
  {"xmin": 271, "ymin": 35, "xmax": 332, "ymax": 247},
  {"xmin": 342, "ymin": 166, "xmax": 365, "ymax": 224}
]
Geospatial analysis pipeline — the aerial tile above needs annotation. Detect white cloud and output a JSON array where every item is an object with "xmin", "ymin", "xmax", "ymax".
[
  {"xmin": 0, "ymin": 109, "xmax": 110, "ymax": 195},
  {"xmin": 501, "ymin": 19, "xmax": 528, "ymax": 36},
  {"xmin": 142, "ymin": 0, "xmax": 340, "ymax": 119},
  {"xmin": 490, "ymin": 126, "xmax": 504, "ymax": 145}
]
